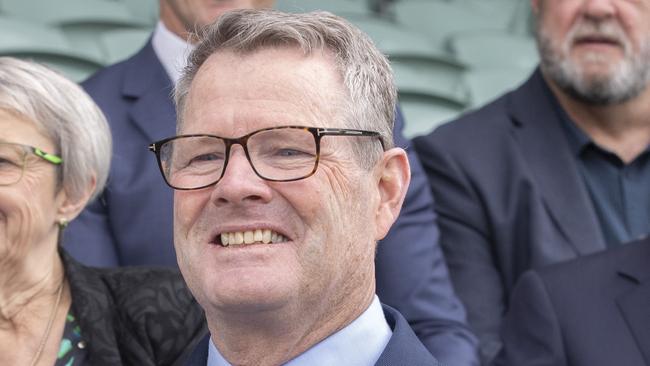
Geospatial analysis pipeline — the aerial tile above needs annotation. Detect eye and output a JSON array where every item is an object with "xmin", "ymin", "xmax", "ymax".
[
  {"xmin": 0, "ymin": 157, "xmax": 19, "ymax": 167},
  {"xmin": 275, "ymin": 148, "xmax": 312, "ymax": 157},
  {"xmin": 189, "ymin": 153, "xmax": 223, "ymax": 165}
]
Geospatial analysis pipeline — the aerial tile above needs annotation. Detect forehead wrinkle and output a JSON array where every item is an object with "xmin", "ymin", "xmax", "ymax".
[{"xmin": 183, "ymin": 48, "xmax": 348, "ymax": 134}]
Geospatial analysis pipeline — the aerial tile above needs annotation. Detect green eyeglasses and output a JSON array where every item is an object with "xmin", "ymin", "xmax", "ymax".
[{"xmin": 0, "ymin": 142, "xmax": 62, "ymax": 186}]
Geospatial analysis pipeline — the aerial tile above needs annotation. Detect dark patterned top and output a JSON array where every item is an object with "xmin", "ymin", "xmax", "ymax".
[
  {"xmin": 56, "ymin": 311, "xmax": 87, "ymax": 366},
  {"xmin": 59, "ymin": 248, "xmax": 207, "ymax": 366}
]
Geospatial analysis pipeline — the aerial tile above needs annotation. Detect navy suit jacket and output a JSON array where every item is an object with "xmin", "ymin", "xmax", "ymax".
[
  {"xmin": 413, "ymin": 69, "xmax": 607, "ymax": 362},
  {"xmin": 494, "ymin": 237, "xmax": 650, "ymax": 366},
  {"xmin": 184, "ymin": 304, "xmax": 440, "ymax": 366},
  {"xmin": 64, "ymin": 41, "xmax": 478, "ymax": 364}
]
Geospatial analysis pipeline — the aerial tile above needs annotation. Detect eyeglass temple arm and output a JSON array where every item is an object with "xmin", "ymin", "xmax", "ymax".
[
  {"xmin": 316, "ymin": 128, "xmax": 385, "ymax": 150},
  {"xmin": 33, "ymin": 147, "xmax": 62, "ymax": 165}
]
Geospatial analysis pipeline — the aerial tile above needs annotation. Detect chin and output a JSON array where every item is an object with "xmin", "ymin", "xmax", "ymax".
[{"xmin": 199, "ymin": 270, "xmax": 297, "ymax": 313}]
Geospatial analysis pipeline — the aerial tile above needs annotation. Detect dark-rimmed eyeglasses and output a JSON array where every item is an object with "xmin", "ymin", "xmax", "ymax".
[
  {"xmin": 0, "ymin": 142, "xmax": 63, "ymax": 186},
  {"xmin": 148, "ymin": 126, "xmax": 384, "ymax": 190}
]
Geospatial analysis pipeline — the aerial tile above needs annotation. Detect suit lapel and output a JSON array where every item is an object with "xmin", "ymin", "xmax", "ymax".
[
  {"xmin": 509, "ymin": 69, "xmax": 606, "ymax": 255},
  {"xmin": 375, "ymin": 305, "xmax": 439, "ymax": 366},
  {"xmin": 122, "ymin": 41, "xmax": 177, "ymax": 143}
]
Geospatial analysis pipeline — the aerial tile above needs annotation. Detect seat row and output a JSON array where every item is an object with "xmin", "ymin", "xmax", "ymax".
[{"xmin": 0, "ymin": 0, "xmax": 538, "ymax": 137}]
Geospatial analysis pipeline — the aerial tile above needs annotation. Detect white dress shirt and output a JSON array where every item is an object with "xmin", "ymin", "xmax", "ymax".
[
  {"xmin": 151, "ymin": 21, "xmax": 195, "ymax": 85},
  {"xmin": 207, "ymin": 296, "xmax": 392, "ymax": 366}
]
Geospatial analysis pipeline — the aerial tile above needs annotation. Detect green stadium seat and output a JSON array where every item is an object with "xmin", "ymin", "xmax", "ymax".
[
  {"xmin": 392, "ymin": 0, "xmax": 513, "ymax": 50},
  {"xmin": 0, "ymin": 0, "xmax": 146, "ymax": 27},
  {"xmin": 392, "ymin": 62, "xmax": 468, "ymax": 109},
  {"xmin": 463, "ymin": 67, "xmax": 533, "ymax": 107},
  {"xmin": 448, "ymin": 31, "xmax": 538, "ymax": 70},
  {"xmin": 399, "ymin": 95, "xmax": 464, "ymax": 138},
  {"xmin": 120, "ymin": 0, "xmax": 159, "ymax": 27},
  {"xmin": 508, "ymin": 0, "xmax": 534, "ymax": 36},
  {"xmin": 350, "ymin": 17, "xmax": 451, "ymax": 60},
  {"xmin": 0, "ymin": 0, "xmax": 150, "ymax": 62},
  {"xmin": 275, "ymin": 0, "xmax": 372, "ymax": 18},
  {"xmin": 0, "ymin": 17, "xmax": 104, "ymax": 81},
  {"xmin": 99, "ymin": 28, "xmax": 151, "ymax": 64}
]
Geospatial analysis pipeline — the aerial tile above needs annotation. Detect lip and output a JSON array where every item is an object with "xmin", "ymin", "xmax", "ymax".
[{"xmin": 573, "ymin": 34, "xmax": 622, "ymax": 48}]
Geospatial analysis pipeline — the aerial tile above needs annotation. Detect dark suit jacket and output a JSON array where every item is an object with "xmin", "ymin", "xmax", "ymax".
[
  {"xmin": 413, "ymin": 69, "xmax": 606, "ymax": 362},
  {"xmin": 493, "ymin": 237, "xmax": 650, "ymax": 366},
  {"xmin": 184, "ymin": 304, "xmax": 440, "ymax": 366},
  {"xmin": 63, "ymin": 41, "xmax": 478, "ymax": 364}
]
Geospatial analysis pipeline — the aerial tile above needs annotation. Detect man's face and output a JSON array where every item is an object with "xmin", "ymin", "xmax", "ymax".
[
  {"xmin": 174, "ymin": 48, "xmax": 381, "ymax": 318},
  {"xmin": 164, "ymin": 0, "xmax": 274, "ymax": 33},
  {"xmin": 533, "ymin": 0, "xmax": 650, "ymax": 104}
]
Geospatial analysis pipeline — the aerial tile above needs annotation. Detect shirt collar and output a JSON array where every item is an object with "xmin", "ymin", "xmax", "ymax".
[
  {"xmin": 207, "ymin": 296, "xmax": 392, "ymax": 366},
  {"xmin": 151, "ymin": 21, "xmax": 195, "ymax": 85}
]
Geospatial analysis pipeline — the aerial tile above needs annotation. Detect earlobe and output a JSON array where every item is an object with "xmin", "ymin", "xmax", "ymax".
[
  {"xmin": 373, "ymin": 148, "xmax": 410, "ymax": 241},
  {"xmin": 56, "ymin": 176, "xmax": 97, "ymax": 222}
]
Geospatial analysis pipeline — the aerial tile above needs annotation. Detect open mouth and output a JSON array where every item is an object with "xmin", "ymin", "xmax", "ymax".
[{"xmin": 212, "ymin": 229, "xmax": 289, "ymax": 247}]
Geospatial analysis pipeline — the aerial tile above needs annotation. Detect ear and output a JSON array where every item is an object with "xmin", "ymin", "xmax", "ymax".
[
  {"xmin": 55, "ymin": 175, "xmax": 97, "ymax": 223},
  {"xmin": 373, "ymin": 148, "xmax": 410, "ymax": 241}
]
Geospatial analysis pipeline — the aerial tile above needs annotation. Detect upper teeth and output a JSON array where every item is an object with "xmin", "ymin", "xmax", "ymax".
[{"xmin": 220, "ymin": 229, "xmax": 286, "ymax": 246}]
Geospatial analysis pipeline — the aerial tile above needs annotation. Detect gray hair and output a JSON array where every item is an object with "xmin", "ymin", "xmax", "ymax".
[
  {"xmin": 176, "ymin": 9, "xmax": 397, "ymax": 168},
  {"xmin": 0, "ymin": 57, "xmax": 111, "ymax": 202}
]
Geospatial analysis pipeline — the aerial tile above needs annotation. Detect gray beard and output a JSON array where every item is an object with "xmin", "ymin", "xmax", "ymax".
[{"xmin": 536, "ymin": 27, "xmax": 650, "ymax": 105}]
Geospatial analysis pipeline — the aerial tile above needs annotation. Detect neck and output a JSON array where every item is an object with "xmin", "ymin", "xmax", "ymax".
[
  {"xmin": 208, "ymin": 284, "xmax": 375, "ymax": 366},
  {"xmin": 547, "ymin": 76, "xmax": 650, "ymax": 163},
  {"xmin": 0, "ymin": 244, "xmax": 64, "ymax": 329},
  {"xmin": 158, "ymin": 3, "xmax": 192, "ymax": 43}
]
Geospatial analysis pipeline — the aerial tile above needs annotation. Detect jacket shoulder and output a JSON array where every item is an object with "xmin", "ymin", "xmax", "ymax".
[
  {"xmin": 82, "ymin": 56, "xmax": 133, "ymax": 95},
  {"xmin": 536, "ymin": 237, "xmax": 650, "ymax": 287},
  {"xmin": 415, "ymin": 91, "xmax": 514, "ymax": 151}
]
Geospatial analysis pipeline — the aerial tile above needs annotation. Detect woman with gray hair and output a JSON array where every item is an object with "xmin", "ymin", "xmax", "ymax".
[{"xmin": 0, "ymin": 57, "xmax": 206, "ymax": 366}]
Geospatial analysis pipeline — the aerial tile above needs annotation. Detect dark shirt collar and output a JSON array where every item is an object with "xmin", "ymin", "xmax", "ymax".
[
  {"xmin": 545, "ymin": 82, "xmax": 650, "ymax": 160},
  {"xmin": 544, "ymin": 89, "xmax": 592, "ymax": 157}
]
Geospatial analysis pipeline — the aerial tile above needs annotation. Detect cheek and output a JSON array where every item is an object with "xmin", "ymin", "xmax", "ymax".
[
  {"xmin": 0, "ymin": 193, "xmax": 48, "ymax": 259},
  {"xmin": 174, "ymin": 191, "xmax": 208, "ymax": 237}
]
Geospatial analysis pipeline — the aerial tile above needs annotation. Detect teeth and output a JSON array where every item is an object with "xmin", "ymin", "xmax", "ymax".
[
  {"xmin": 218, "ymin": 229, "xmax": 286, "ymax": 247},
  {"xmin": 244, "ymin": 231, "xmax": 254, "ymax": 244}
]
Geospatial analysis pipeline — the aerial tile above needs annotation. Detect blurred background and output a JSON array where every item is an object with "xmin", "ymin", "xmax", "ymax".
[{"xmin": 0, "ymin": 0, "xmax": 537, "ymax": 137}]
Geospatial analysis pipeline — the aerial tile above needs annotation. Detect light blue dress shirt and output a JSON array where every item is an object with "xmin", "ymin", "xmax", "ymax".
[{"xmin": 207, "ymin": 296, "xmax": 392, "ymax": 366}]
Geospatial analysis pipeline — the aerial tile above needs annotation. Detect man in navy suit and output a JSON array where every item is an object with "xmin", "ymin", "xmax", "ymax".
[
  {"xmin": 153, "ymin": 9, "xmax": 438, "ymax": 365},
  {"xmin": 63, "ymin": 1, "xmax": 478, "ymax": 363},
  {"xmin": 413, "ymin": 0, "xmax": 650, "ymax": 362},
  {"xmin": 494, "ymin": 237, "xmax": 650, "ymax": 366}
]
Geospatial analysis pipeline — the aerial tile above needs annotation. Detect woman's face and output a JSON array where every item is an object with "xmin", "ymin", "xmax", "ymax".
[{"xmin": 0, "ymin": 109, "xmax": 67, "ymax": 267}]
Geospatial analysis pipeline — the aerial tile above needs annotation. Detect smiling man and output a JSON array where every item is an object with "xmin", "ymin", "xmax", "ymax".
[
  {"xmin": 149, "ymin": 9, "xmax": 439, "ymax": 366},
  {"xmin": 413, "ymin": 0, "xmax": 650, "ymax": 362}
]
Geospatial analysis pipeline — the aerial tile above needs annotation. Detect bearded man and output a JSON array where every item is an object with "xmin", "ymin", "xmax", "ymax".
[{"xmin": 412, "ymin": 0, "xmax": 650, "ymax": 363}]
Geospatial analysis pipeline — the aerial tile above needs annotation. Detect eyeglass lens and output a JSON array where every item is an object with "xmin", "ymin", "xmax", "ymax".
[
  {"xmin": 159, "ymin": 128, "xmax": 318, "ymax": 189},
  {"xmin": 0, "ymin": 143, "xmax": 27, "ymax": 186}
]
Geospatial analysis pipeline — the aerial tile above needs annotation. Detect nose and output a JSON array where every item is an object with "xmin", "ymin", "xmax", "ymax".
[
  {"xmin": 582, "ymin": 0, "xmax": 616, "ymax": 20},
  {"xmin": 209, "ymin": 145, "xmax": 273, "ymax": 206}
]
